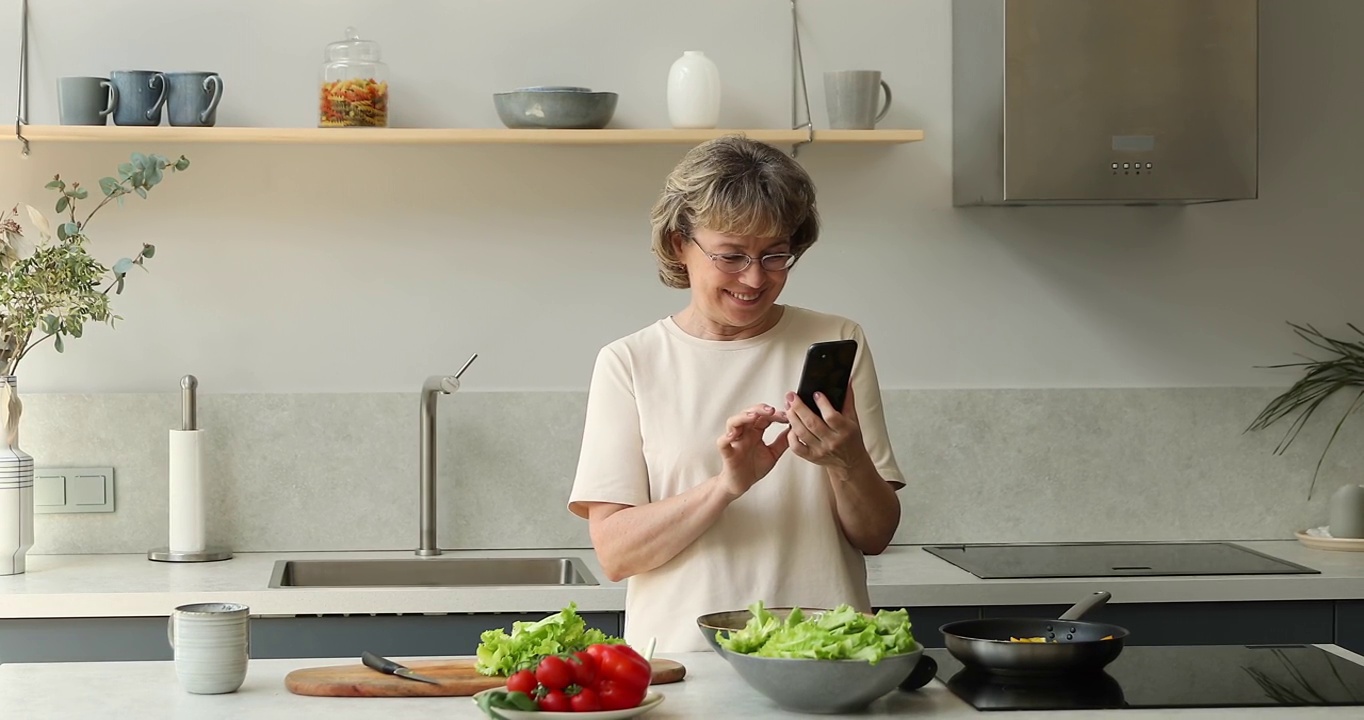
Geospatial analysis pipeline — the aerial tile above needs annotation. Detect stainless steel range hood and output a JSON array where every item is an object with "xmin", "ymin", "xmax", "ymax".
[{"xmin": 952, "ymin": 0, "xmax": 1259, "ymax": 206}]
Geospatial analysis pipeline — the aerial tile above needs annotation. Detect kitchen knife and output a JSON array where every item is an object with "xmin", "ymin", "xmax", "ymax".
[{"xmin": 361, "ymin": 651, "xmax": 443, "ymax": 685}]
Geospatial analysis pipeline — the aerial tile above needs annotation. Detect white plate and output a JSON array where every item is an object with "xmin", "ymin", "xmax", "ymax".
[
  {"xmin": 1297, "ymin": 528, "xmax": 1364, "ymax": 552},
  {"xmin": 471, "ymin": 690, "xmax": 664, "ymax": 719}
]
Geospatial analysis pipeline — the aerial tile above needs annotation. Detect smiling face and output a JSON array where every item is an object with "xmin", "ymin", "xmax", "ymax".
[
  {"xmin": 649, "ymin": 136, "xmax": 822, "ymax": 338},
  {"xmin": 672, "ymin": 227, "xmax": 793, "ymax": 340}
]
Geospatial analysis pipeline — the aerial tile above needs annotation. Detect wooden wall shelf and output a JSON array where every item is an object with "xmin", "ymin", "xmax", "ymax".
[{"xmin": 13, "ymin": 125, "xmax": 925, "ymax": 147}]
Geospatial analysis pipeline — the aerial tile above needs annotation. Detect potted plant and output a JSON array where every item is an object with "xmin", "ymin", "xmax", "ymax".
[
  {"xmin": 1246, "ymin": 322, "xmax": 1364, "ymax": 501},
  {"xmin": 0, "ymin": 151, "xmax": 190, "ymax": 574}
]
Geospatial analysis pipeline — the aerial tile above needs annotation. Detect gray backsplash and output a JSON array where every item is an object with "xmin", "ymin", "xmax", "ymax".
[{"xmin": 16, "ymin": 387, "xmax": 1357, "ymax": 555}]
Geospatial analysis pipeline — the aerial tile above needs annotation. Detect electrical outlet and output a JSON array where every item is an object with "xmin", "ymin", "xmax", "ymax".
[{"xmin": 33, "ymin": 467, "xmax": 115, "ymax": 514}]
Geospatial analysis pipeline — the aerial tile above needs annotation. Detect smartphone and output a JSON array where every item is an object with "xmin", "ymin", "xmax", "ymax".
[{"xmin": 795, "ymin": 339, "xmax": 858, "ymax": 418}]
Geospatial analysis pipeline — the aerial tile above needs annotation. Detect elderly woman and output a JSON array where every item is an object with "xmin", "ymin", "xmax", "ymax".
[{"xmin": 568, "ymin": 135, "xmax": 905, "ymax": 653}]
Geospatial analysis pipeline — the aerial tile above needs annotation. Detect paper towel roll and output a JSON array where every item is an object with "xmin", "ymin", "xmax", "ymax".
[{"xmin": 169, "ymin": 429, "xmax": 205, "ymax": 553}]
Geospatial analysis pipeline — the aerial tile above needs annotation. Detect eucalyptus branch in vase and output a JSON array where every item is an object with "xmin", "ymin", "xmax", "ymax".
[
  {"xmin": 1246, "ymin": 322, "xmax": 1364, "ymax": 499},
  {"xmin": 0, "ymin": 152, "xmax": 190, "ymax": 379}
]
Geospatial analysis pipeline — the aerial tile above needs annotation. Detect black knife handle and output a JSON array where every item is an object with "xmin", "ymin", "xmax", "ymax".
[{"xmin": 362, "ymin": 651, "xmax": 402, "ymax": 675}]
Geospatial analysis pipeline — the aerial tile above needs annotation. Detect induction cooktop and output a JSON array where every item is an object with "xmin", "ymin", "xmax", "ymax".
[
  {"xmin": 923, "ymin": 541, "xmax": 1319, "ymax": 579},
  {"xmin": 925, "ymin": 645, "xmax": 1364, "ymax": 711}
]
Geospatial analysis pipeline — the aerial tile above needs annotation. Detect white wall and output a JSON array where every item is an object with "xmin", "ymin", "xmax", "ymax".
[{"xmin": 0, "ymin": 0, "xmax": 1359, "ymax": 395}]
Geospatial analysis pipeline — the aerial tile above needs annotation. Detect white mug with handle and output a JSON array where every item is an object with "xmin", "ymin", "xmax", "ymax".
[{"xmin": 167, "ymin": 602, "xmax": 250, "ymax": 694}]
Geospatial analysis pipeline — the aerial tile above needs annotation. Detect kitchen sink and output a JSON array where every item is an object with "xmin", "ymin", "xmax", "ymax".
[{"xmin": 267, "ymin": 556, "xmax": 599, "ymax": 588}]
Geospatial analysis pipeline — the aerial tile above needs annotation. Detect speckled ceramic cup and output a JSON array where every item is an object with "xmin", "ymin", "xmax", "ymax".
[{"xmin": 167, "ymin": 602, "xmax": 250, "ymax": 694}]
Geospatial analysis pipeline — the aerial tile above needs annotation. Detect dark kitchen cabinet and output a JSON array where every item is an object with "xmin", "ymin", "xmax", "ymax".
[
  {"xmin": 3, "ymin": 601, "xmax": 1359, "ymax": 664},
  {"xmin": 248, "ymin": 611, "xmax": 623, "ymax": 660},
  {"xmin": 875, "ymin": 605, "xmax": 981, "ymax": 648},
  {"xmin": 1337, "ymin": 601, "xmax": 1364, "ymax": 655},
  {"xmin": 980, "ymin": 600, "xmax": 1336, "ymax": 647},
  {"xmin": 0, "ymin": 616, "xmax": 172, "ymax": 663},
  {"xmin": 0, "ymin": 611, "xmax": 623, "ymax": 664},
  {"xmin": 874, "ymin": 601, "xmax": 1337, "ymax": 651}
]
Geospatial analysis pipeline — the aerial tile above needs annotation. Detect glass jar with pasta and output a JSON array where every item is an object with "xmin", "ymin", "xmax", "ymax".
[{"xmin": 319, "ymin": 27, "xmax": 389, "ymax": 128}]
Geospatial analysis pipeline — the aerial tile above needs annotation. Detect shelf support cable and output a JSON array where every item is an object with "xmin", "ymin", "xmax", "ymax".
[
  {"xmin": 789, "ymin": 0, "xmax": 813, "ymax": 157},
  {"xmin": 14, "ymin": 0, "xmax": 30, "ymax": 156}
]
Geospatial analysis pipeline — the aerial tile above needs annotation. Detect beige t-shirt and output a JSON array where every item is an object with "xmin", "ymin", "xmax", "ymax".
[{"xmin": 568, "ymin": 305, "xmax": 905, "ymax": 652}]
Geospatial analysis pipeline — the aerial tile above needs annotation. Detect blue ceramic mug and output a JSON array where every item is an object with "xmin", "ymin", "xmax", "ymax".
[
  {"xmin": 110, "ymin": 70, "xmax": 168, "ymax": 126},
  {"xmin": 57, "ymin": 76, "xmax": 117, "ymax": 126},
  {"xmin": 166, "ymin": 72, "xmax": 223, "ymax": 127}
]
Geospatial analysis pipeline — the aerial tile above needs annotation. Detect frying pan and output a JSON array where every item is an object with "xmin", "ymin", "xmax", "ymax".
[{"xmin": 939, "ymin": 591, "xmax": 1129, "ymax": 676}]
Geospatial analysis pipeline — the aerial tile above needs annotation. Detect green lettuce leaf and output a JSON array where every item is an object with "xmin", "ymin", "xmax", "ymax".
[
  {"xmin": 715, "ymin": 600, "xmax": 916, "ymax": 665},
  {"xmin": 474, "ymin": 602, "xmax": 624, "ymax": 676}
]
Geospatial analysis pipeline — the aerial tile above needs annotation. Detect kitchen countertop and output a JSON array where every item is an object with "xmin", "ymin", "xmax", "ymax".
[
  {"xmin": 5, "ymin": 648, "xmax": 1364, "ymax": 719},
  {"xmin": 2, "ymin": 541, "xmax": 1363, "ymax": 619}
]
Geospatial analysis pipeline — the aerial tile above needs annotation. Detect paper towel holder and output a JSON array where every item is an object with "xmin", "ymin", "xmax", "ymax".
[{"xmin": 149, "ymin": 374, "xmax": 233, "ymax": 563}]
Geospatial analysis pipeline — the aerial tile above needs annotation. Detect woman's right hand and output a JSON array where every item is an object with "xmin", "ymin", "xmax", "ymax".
[{"xmin": 716, "ymin": 404, "xmax": 791, "ymax": 498}]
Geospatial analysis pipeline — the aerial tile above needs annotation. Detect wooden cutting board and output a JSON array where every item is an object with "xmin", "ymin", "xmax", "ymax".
[{"xmin": 284, "ymin": 657, "xmax": 686, "ymax": 698}]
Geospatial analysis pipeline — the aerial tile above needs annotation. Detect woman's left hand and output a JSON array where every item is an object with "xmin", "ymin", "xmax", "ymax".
[{"xmin": 784, "ymin": 384, "xmax": 868, "ymax": 470}]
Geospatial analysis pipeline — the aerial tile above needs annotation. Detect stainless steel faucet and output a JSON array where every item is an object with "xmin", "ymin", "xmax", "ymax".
[{"xmin": 417, "ymin": 353, "xmax": 478, "ymax": 557}]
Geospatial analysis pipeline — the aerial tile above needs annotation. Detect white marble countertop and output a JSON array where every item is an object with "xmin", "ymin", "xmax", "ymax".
[
  {"xmin": 5, "ymin": 649, "xmax": 1364, "ymax": 719},
  {"xmin": 1, "ymin": 541, "xmax": 1363, "ymax": 619}
]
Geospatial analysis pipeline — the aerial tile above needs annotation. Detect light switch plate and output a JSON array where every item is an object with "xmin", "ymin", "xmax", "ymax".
[{"xmin": 33, "ymin": 467, "xmax": 115, "ymax": 514}]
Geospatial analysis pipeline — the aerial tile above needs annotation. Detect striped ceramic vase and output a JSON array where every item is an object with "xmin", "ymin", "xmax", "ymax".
[{"xmin": 1, "ymin": 375, "xmax": 34, "ymax": 575}]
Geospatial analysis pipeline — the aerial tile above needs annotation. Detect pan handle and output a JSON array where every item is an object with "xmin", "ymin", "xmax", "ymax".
[{"xmin": 1058, "ymin": 591, "xmax": 1111, "ymax": 621}]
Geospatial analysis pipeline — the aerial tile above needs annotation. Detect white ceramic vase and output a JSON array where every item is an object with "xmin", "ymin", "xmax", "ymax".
[
  {"xmin": 0, "ymin": 375, "xmax": 34, "ymax": 576},
  {"xmin": 667, "ymin": 50, "xmax": 721, "ymax": 129}
]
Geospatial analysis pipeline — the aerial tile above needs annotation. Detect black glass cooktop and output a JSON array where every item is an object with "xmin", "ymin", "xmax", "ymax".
[
  {"xmin": 925, "ymin": 645, "xmax": 1364, "ymax": 711},
  {"xmin": 923, "ymin": 542, "xmax": 1319, "ymax": 579}
]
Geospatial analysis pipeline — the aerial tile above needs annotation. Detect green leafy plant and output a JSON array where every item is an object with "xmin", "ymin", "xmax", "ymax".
[
  {"xmin": 1246, "ymin": 322, "xmax": 1364, "ymax": 499},
  {"xmin": 0, "ymin": 151, "xmax": 189, "ymax": 377}
]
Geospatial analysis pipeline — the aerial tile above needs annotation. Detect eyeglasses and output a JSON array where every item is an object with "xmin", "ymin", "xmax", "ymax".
[{"xmin": 691, "ymin": 237, "xmax": 797, "ymax": 273}]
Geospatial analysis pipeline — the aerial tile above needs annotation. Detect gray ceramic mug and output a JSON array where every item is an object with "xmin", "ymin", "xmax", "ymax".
[
  {"xmin": 824, "ymin": 70, "xmax": 892, "ymax": 130},
  {"xmin": 110, "ymin": 70, "xmax": 168, "ymax": 126},
  {"xmin": 57, "ymin": 76, "xmax": 117, "ymax": 126},
  {"xmin": 166, "ymin": 72, "xmax": 223, "ymax": 127},
  {"xmin": 167, "ymin": 602, "xmax": 250, "ymax": 694}
]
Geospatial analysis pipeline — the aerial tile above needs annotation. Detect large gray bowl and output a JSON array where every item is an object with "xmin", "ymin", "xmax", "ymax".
[
  {"xmin": 720, "ymin": 644, "xmax": 924, "ymax": 714},
  {"xmin": 492, "ymin": 89, "xmax": 618, "ymax": 129},
  {"xmin": 697, "ymin": 607, "xmax": 924, "ymax": 714}
]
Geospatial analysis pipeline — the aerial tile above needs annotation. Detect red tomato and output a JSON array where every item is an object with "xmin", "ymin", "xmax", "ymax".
[
  {"xmin": 505, "ymin": 668, "xmax": 537, "ymax": 695},
  {"xmin": 535, "ymin": 655, "xmax": 575, "ymax": 691},
  {"xmin": 596, "ymin": 678, "xmax": 647, "ymax": 711},
  {"xmin": 570, "ymin": 687, "xmax": 602, "ymax": 712},
  {"xmin": 570, "ymin": 651, "xmax": 598, "ymax": 687},
  {"xmin": 537, "ymin": 689, "xmax": 572, "ymax": 712}
]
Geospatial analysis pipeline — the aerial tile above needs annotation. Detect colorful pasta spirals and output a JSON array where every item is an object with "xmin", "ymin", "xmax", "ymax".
[{"xmin": 319, "ymin": 78, "xmax": 388, "ymax": 127}]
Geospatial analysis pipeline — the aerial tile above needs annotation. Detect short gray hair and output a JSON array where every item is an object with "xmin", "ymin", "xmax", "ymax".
[{"xmin": 649, "ymin": 135, "xmax": 820, "ymax": 288}]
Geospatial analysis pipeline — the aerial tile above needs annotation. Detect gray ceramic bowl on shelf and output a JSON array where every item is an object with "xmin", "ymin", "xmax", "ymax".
[{"xmin": 492, "ymin": 87, "xmax": 618, "ymax": 129}]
